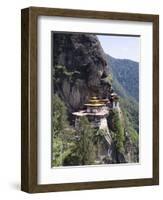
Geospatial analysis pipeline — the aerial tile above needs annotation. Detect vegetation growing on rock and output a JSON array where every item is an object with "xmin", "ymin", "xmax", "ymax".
[{"xmin": 108, "ymin": 110, "xmax": 125, "ymax": 153}]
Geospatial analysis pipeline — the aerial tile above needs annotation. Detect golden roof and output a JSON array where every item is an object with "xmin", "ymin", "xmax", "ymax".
[
  {"xmin": 91, "ymin": 96, "xmax": 98, "ymax": 100},
  {"xmin": 89, "ymin": 99, "xmax": 101, "ymax": 103},
  {"xmin": 84, "ymin": 96, "xmax": 105, "ymax": 107},
  {"xmin": 84, "ymin": 103, "xmax": 105, "ymax": 107},
  {"xmin": 99, "ymin": 99, "xmax": 109, "ymax": 103},
  {"xmin": 88, "ymin": 96, "xmax": 101, "ymax": 103}
]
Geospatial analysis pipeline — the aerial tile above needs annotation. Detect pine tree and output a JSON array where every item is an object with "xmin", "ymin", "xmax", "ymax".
[
  {"xmin": 93, "ymin": 129, "xmax": 105, "ymax": 159},
  {"xmin": 52, "ymin": 94, "xmax": 72, "ymax": 166},
  {"xmin": 112, "ymin": 111, "xmax": 125, "ymax": 153},
  {"xmin": 76, "ymin": 116, "xmax": 96, "ymax": 165},
  {"xmin": 52, "ymin": 94, "xmax": 69, "ymax": 137}
]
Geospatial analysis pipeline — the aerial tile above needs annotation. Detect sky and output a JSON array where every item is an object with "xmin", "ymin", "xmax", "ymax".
[{"xmin": 97, "ymin": 35, "xmax": 140, "ymax": 62}]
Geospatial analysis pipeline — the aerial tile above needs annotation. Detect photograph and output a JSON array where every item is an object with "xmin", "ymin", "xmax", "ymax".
[
  {"xmin": 21, "ymin": 7, "xmax": 159, "ymax": 193},
  {"xmin": 51, "ymin": 32, "xmax": 140, "ymax": 167}
]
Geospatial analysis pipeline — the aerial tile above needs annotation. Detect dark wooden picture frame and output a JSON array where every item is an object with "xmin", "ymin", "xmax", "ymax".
[{"xmin": 21, "ymin": 7, "xmax": 159, "ymax": 193}]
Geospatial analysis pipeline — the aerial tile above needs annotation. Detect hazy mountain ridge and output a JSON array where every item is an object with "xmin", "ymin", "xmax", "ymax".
[
  {"xmin": 107, "ymin": 55, "xmax": 139, "ymax": 102},
  {"xmin": 106, "ymin": 54, "xmax": 139, "ymax": 133}
]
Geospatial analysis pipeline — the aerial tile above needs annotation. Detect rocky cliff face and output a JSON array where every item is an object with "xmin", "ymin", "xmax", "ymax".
[
  {"xmin": 104, "ymin": 107, "xmax": 138, "ymax": 164},
  {"xmin": 52, "ymin": 33, "xmax": 111, "ymax": 113}
]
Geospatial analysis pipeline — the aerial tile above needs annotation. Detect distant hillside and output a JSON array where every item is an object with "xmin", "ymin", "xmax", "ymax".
[
  {"xmin": 106, "ymin": 54, "xmax": 139, "ymax": 133},
  {"xmin": 107, "ymin": 55, "xmax": 139, "ymax": 101}
]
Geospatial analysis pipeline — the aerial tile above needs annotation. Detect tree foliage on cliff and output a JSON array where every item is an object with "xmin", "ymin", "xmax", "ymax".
[
  {"xmin": 52, "ymin": 94, "xmax": 69, "ymax": 137},
  {"xmin": 106, "ymin": 54, "xmax": 139, "ymax": 143},
  {"xmin": 52, "ymin": 95, "xmax": 96, "ymax": 166},
  {"xmin": 75, "ymin": 116, "xmax": 96, "ymax": 165},
  {"xmin": 61, "ymin": 116, "xmax": 97, "ymax": 166},
  {"xmin": 52, "ymin": 94, "xmax": 75, "ymax": 166},
  {"xmin": 107, "ymin": 55, "xmax": 139, "ymax": 101},
  {"xmin": 108, "ymin": 110, "xmax": 125, "ymax": 153}
]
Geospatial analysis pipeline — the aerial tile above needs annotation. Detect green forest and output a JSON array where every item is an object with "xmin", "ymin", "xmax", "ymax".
[
  {"xmin": 52, "ymin": 94, "xmax": 96, "ymax": 166},
  {"xmin": 52, "ymin": 94, "xmax": 129, "ymax": 166},
  {"xmin": 107, "ymin": 55, "xmax": 139, "ymax": 144}
]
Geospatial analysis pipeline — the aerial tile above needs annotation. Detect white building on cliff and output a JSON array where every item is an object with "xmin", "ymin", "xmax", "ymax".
[
  {"xmin": 72, "ymin": 94, "xmax": 119, "ymax": 130},
  {"xmin": 72, "ymin": 94, "xmax": 120, "ymax": 162}
]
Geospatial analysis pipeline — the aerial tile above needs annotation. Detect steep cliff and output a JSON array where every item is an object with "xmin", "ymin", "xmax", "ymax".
[
  {"xmin": 52, "ymin": 33, "xmax": 112, "ymax": 113},
  {"xmin": 106, "ymin": 108, "xmax": 139, "ymax": 163}
]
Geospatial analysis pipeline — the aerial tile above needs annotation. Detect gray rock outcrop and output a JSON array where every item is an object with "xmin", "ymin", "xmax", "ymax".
[{"xmin": 52, "ymin": 33, "xmax": 111, "ymax": 113}]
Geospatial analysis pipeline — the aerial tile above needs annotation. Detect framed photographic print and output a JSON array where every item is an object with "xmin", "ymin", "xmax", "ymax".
[{"xmin": 21, "ymin": 7, "xmax": 159, "ymax": 193}]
